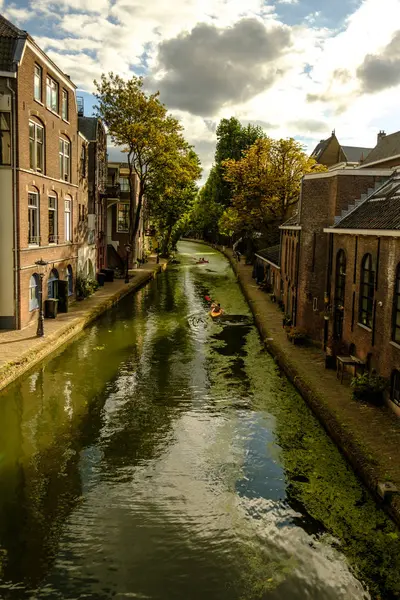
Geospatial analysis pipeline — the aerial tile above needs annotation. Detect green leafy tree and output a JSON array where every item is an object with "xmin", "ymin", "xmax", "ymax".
[
  {"xmin": 147, "ymin": 148, "xmax": 201, "ymax": 255},
  {"xmin": 219, "ymin": 137, "xmax": 327, "ymax": 236},
  {"xmin": 94, "ymin": 73, "xmax": 188, "ymax": 259}
]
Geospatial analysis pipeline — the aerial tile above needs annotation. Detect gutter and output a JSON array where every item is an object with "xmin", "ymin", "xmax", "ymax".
[{"xmin": 6, "ymin": 77, "xmax": 19, "ymax": 329}]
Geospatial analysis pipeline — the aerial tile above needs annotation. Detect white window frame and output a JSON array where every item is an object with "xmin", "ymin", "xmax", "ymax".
[
  {"xmin": 29, "ymin": 273, "xmax": 39, "ymax": 311},
  {"xmin": 64, "ymin": 198, "xmax": 72, "ymax": 242},
  {"xmin": 59, "ymin": 138, "xmax": 70, "ymax": 181},
  {"xmin": 119, "ymin": 177, "xmax": 130, "ymax": 192},
  {"xmin": 62, "ymin": 89, "xmax": 68, "ymax": 120},
  {"xmin": 28, "ymin": 191, "xmax": 40, "ymax": 245},
  {"xmin": 46, "ymin": 76, "xmax": 58, "ymax": 112},
  {"xmin": 117, "ymin": 203, "xmax": 129, "ymax": 233},
  {"xmin": 34, "ymin": 64, "xmax": 42, "ymax": 102},
  {"xmin": 29, "ymin": 120, "xmax": 44, "ymax": 172},
  {"xmin": 48, "ymin": 195, "xmax": 57, "ymax": 244}
]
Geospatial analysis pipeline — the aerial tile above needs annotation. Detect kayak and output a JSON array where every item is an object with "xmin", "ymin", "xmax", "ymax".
[
  {"xmin": 196, "ymin": 260, "xmax": 209, "ymax": 264},
  {"xmin": 210, "ymin": 310, "xmax": 223, "ymax": 318}
]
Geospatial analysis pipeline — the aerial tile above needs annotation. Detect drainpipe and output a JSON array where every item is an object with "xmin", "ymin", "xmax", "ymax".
[{"xmin": 7, "ymin": 77, "xmax": 19, "ymax": 329}]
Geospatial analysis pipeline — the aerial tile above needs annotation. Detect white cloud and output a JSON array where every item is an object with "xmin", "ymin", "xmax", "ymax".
[{"xmin": 4, "ymin": 0, "xmax": 400, "ymax": 175}]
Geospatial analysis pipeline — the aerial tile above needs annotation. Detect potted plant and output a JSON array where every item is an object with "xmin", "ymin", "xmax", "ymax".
[
  {"xmin": 283, "ymin": 313, "xmax": 292, "ymax": 328},
  {"xmin": 350, "ymin": 373, "xmax": 388, "ymax": 406},
  {"xmin": 286, "ymin": 326, "xmax": 308, "ymax": 345},
  {"xmin": 270, "ymin": 293, "xmax": 276, "ymax": 303}
]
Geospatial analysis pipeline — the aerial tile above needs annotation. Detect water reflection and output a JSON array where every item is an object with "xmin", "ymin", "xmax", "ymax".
[{"xmin": 0, "ymin": 242, "xmax": 398, "ymax": 599}]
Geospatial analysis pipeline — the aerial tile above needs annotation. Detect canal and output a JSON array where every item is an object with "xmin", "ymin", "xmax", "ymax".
[{"xmin": 0, "ymin": 241, "xmax": 400, "ymax": 600}]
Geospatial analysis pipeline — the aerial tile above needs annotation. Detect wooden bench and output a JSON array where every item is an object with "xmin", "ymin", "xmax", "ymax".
[{"xmin": 336, "ymin": 355, "xmax": 366, "ymax": 384}]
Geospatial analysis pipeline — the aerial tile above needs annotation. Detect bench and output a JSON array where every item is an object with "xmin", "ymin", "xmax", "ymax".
[{"xmin": 336, "ymin": 355, "xmax": 366, "ymax": 384}]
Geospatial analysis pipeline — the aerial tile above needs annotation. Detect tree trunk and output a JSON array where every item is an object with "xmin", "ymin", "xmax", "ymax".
[{"xmin": 161, "ymin": 224, "xmax": 173, "ymax": 256}]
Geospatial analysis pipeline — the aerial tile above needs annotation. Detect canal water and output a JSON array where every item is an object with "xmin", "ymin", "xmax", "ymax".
[{"xmin": 0, "ymin": 241, "xmax": 400, "ymax": 600}]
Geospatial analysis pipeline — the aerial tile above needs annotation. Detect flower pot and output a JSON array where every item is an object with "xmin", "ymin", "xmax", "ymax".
[{"xmin": 325, "ymin": 355, "xmax": 336, "ymax": 369}]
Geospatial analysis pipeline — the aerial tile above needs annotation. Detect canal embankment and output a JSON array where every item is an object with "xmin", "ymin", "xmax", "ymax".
[
  {"xmin": 187, "ymin": 239, "xmax": 400, "ymax": 528},
  {"xmin": 0, "ymin": 259, "xmax": 167, "ymax": 393}
]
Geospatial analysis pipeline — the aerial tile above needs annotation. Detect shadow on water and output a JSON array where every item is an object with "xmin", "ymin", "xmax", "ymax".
[{"xmin": 0, "ymin": 242, "xmax": 399, "ymax": 599}]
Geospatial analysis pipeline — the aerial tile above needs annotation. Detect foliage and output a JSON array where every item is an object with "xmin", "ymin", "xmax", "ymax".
[
  {"xmin": 189, "ymin": 117, "xmax": 266, "ymax": 239},
  {"xmin": 146, "ymin": 147, "xmax": 201, "ymax": 256},
  {"xmin": 76, "ymin": 275, "xmax": 99, "ymax": 299},
  {"xmin": 219, "ymin": 137, "xmax": 327, "ymax": 237},
  {"xmin": 350, "ymin": 373, "xmax": 388, "ymax": 403},
  {"xmin": 283, "ymin": 313, "xmax": 292, "ymax": 327},
  {"xmin": 94, "ymin": 73, "xmax": 190, "ymax": 257}
]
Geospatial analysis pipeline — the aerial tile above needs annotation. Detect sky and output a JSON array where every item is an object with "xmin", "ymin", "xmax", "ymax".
[{"xmin": 3, "ymin": 0, "xmax": 400, "ymax": 179}]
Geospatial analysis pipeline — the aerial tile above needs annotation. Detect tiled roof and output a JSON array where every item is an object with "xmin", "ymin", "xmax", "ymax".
[
  {"xmin": 333, "ymin": 173, "xmax": 400, "ymax": 230},
  {"xmin": 341, "ymin": 145, "xmax": 372, "ymax": 163},
  {"xmin": 256, "ymin": 244, "xmax": 280, "ymax": 266},
  {"xmin": 78, "ymin": 117, "xmax": 98, "ymax": 141},
  {"xmin": 0, "ymin": 15, "xmax": 27, "ymax": 71},
  {"xmin": 361, "ymin": 131, "xmax": 400, "ymax": 166},
  {"xmin": 280, "ymin": 213, "xmax": 299, "ymax": 227}
]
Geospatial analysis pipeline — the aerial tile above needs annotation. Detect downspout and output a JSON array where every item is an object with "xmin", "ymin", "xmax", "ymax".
[
  {"xmin": 293, "ymin": 177, "xmax": 304, "ymax": 327},
  {"xmin": 7, "ymin": 77, "xmax": 19, "ymax": 329}
]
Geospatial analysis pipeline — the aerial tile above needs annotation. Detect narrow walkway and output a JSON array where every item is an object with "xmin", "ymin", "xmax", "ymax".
[
  {"xmin": 219, "ymin": 246, "xmax": 400, "ymax": 524},
  {"xmin": 0, "ymin": 258, "xmax": 166, "ymax": 391}
]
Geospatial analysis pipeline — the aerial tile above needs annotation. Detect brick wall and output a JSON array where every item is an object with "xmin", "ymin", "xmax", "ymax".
[
  {"xmin": 330, "ymin": 233, "xmax": 400, "ymax": 382},
  {"xmin": 296, "ymin": 172, "xmax": 388, "ymax": 344},
  {"xmin": 16, "ymin": 44, "xmax": 80, "ymax": 328}
]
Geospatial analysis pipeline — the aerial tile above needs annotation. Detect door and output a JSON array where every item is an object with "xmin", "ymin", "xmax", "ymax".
[{"xmin": 334, "ymin": 250, "xmax": 346, "ymax": 339}]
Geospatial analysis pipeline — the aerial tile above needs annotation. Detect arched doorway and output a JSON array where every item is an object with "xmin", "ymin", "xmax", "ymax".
[
  {"xmin": 334, "ymin": 250, "xmax": 346, "ymax": 339},
  {"xmin": 47, "ymin": 268, "xmax": 59, "ymax": 299}
]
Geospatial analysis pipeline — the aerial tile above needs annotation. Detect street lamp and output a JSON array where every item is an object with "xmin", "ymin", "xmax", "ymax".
[
  {"xmin": 35, "ymin": 258, "xmax": 48, "ymax": 337},
  {"xmin": 124, "ymin": 244, "xmax": 132, "ymax": 283}
]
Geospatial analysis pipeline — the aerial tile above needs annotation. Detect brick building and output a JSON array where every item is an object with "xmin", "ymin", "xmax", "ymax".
[
  {"xmin": 105, "ymin": 162, "xmax": 146, "ymax": 270},
  {"xmin": 78, "ymin": 113, "xmax": 107, "ymax": 272},
  {"xmin": 0, "ymin": 16, "xmax": 94, "ymax": 329},
  {"xmin": 324, "ymin": 172, "xmax": 400, "ymax": 414}
]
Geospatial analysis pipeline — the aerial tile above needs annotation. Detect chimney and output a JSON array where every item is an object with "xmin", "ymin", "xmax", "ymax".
[{"xmin": 377, "ymin": 130, "xmax": 386, "ymax": 144}]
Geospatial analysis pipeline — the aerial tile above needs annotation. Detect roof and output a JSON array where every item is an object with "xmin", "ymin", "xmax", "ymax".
[
  {"xmin": 333, "ymin": 173, "xmax": 400, "ymax": 230},
  {"xmin": 341, "ymin": 145, "xmax": 372, "ymax": 163},
  {"xmin": 78, "ymin": 117, "xmax": 98, "ymax": 141},
  {"xmin": 310, "ymin": 138, "xmax": 330, "ymax": 160},
  {"xmin": 361, "ymin": 131, "xmax": 400, "ymax": 167},
  {"xmin": 0, "ymin": 15, "xmax": 27, "ymax": 71},
  {"xmin": 280, "ymin": 213, "xmax": 299, "ymax": 227},
  {"xmin": 256, "ymin": 244, "xmax": 280, "ymax": 266}
]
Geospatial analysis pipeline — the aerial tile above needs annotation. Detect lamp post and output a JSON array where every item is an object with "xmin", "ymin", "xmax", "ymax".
[
  {"xmin": 35, "ymin": 258, "xmax": 48, "ymax": 337},
  {"xmin": 124, "ymin": 244, "xmax": 131, "ymax": 283}
]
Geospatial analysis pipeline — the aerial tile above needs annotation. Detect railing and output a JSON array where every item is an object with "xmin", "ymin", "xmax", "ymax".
[
  {"xmin": 48, "ymin": 234, "xmax": 60, "ymax": 244},
  {"xmin": 104, "ymin": 183, "xmax": 121, "ymax": 198}
]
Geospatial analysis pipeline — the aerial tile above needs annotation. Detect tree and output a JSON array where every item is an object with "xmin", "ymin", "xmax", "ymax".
[
  {"xmin": 94, "ymin": 73, "xmax": 188, "ymax": 259},
  {"xmin": 146, "ymin": 148, "xmax": 201, "ymax": 255},
  {"xmin": 219, "ymin": 137, "xmax": 327, "ymax": 237}
]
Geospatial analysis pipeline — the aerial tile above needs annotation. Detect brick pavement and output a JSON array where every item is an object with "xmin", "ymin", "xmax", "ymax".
[{"xmin": 0, "ymin": 258, "xmax": 166, "ymax": 391}]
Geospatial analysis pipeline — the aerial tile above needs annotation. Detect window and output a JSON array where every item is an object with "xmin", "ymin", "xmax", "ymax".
[
  {"xmin": 48, "ymin": 196, "xmax": 57, "ymax": 243},
  {"xmin": 34, "ymin": 65, "xmax": 42, "ymax": 101},
  {"xmin": 81, "ymin": 144, "xmax": 86, "ymax": 178},
  {"xmin": 62, "ymin": 89, "xmax": 68, "ymax": 120},
  {"xmin": 117, "ymin": 203, "xmax": 129, "ymax": 232},
  {"xmin": 0, "ymin": 112, "xmax": 11, "ymax": 165},
  {"xmin": 64, "ymin": 197, "xmax": 72, "ymax": 242},
  {"xmin": 359, "ymin": 253, "xmax": 374, "ymax": 328},
  {"xmin": 29, "ymin": 120, "xmax": 44, "ymax": 172},
  {"xmin": 47, "ymin": 268, "xmax": 59, "ymax": 299},
  {"xmin": 46, "ymin": 76, "xmax": 58, "ymax": 112},
  {"xmin": 391, "ymin": 370, "xmax": 400, "ymax": 406},
  {"xmin": 119, "ymin": 177, "xmax": 129, "ymax": 191},
  {"xmin": 335, "ymin": 250, "xmax": 346, "ymax": 309},
  {"xmin": 59, "ymin": 138, "xmax": 70, "ymax": 181},
  {"xmin": 66, "ymin": 265, "xmax": 73, "ymax": 296},
  {"xmin": 392, "ymin": 264, "xmax": 400, "ymax": 343},
  {"xmin": 28, "ymin": 191, "xmax": 39, "ymax": 245},
  {"xmin": 29, "ymin": 274, "xmax": 39, "ymax": 311}
]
